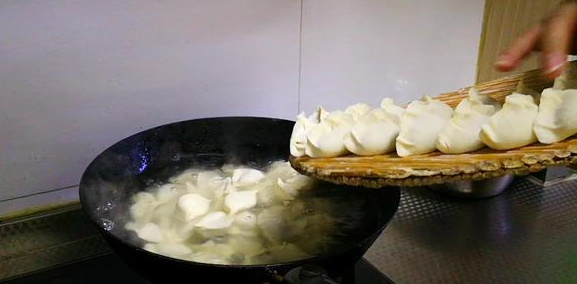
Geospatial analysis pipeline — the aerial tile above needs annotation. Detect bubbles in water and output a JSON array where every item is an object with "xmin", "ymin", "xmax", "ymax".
[
  {"xmin": 171, "ymin": 154, "xmax": 180, "ymax": 161},
  {"xmin": 101, "ymin": 219, "xmax": 115, "ymax": 231},
  {"xmin": 304, "ymin": 208, "xmax": 315, "ymax": 215},
  {"xmin": 96, "ymin": 201, "xmax": 115, "ymax": 212}
]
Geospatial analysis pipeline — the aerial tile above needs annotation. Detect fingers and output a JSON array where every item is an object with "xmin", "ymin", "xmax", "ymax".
[
  {"xmin": 496, "ymin": 25, "xmax": 543, "ymax": 72},
  {"xmin": 541, "ymin": 4, "xmax": 577, "ymax": 79}
]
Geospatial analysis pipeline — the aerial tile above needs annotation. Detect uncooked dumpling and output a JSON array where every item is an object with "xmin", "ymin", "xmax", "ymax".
[
  {"xmin": 290, "ymin": 106, "xmax": 329, "ymax": 157},
  {"xmin": 305, "ymin": 112, "xmax": 355, "ymax": 157},
  {"xmin": 344, "ymin": 103, "xmax": 371, "ymax": 120},
  {"xmin": 534, "ymin": 65, "xmax": 577, "ymax": 143},
  {"xmin": 344, "ymin": 108, "xmax": 400, "ymax": 156},
  {"xmin": 396, "ymin": 95, "xmax": 453, "ymax": 157},
  {"xmin": 436, "ymin": 88, "xmax": 500, "ymax": 153},
  {"xmin": 380, "ymin": 98, "xmax": 405, "ymax": 124},
  {"xmin": 480, "ymin": 93, "xmax": 538, "ymax": 150}
]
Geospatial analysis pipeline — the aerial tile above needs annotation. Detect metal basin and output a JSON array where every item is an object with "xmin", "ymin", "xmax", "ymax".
[{"xmin": 428, "ymin": 175, "xmax": 515, "ymax": 198}]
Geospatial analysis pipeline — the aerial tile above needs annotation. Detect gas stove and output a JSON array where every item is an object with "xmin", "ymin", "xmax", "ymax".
[{"xmin": 3, "ymin": 254, "xmax": 394, "ymax": 284}]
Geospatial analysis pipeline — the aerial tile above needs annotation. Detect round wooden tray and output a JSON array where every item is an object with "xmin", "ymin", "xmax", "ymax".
[
  {"xmin": 290, "ymin": 63, "xmax": 577, "ymax": 188},
  {"xmin": 290, "ymin": 139, "xmax": 577, "ymax": 188}
]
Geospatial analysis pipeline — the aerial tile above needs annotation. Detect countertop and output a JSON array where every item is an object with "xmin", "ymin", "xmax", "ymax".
[{"xmin": 366, "ymin": 178, "xmax": 577, "ymax": 284}]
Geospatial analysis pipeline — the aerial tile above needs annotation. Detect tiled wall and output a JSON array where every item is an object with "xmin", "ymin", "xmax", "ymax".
[
  {"xmin": 0, "ymin": 0, "xmax": 484, "ymax": 213},
  {"xmin": 300, "ymin": 0, "xmax": 485, "ymax": 113}
]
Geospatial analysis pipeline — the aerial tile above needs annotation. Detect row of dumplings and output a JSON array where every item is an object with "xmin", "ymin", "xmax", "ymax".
[
  {"xmin": 125, "ymin": 162, "xmax": 324, "ymax": 265},
  {"xmin": 290, "ymin": 66, "xmax": 577, "ymax": 158}
]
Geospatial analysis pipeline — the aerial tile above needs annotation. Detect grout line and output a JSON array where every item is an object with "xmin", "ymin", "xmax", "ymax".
[
  {"xmin": 297, "ymin": 0, "xmax": 304, "ymax": 114},
  {"xmin": 0, "ymin": 185, "xmax": 79, "ymax": 203}
]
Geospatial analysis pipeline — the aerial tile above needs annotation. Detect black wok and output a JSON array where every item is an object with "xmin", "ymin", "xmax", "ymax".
[{"xmin": 79, "ymin": 117, "xmax": 400, "ymax": 283}]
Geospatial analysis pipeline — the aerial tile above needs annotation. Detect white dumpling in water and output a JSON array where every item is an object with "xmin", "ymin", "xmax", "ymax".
[
  {"xmin": 233, "ymin": 211, "xmax": 258, "ymax": 230},
  {"xmin": 136, "ymin": 223, "xmax": 164, "ymax": 243},
  {"xmin": 227, "ymin": 235, "xmax": 267, "ymax": 258},
  {"xmin": 436, "ymin": 88, "xmax": 500, "ymax": 154},
  {"xmin": 265, "ymin": 161, "xmax": 299, "ymax": 181},
  {"xmin": 534, "ymin": 66, "xmax": 577, "ymax": 144},
  {"xmin": 155, "ymin": 183, "xmax": 181, "ymax": 204},
  {"xmin": 195, "ymin": 171, "xmax": 224, "ymax": 187},
  {"xmin": 169, "ymin": 169, "xmax": 202, "ymax": 185},
  {"xmin": 152, "ymin": 199, "xmax": 179, "ymax": 230},
  {"xmin": 185, "ymin": 171, "xmax": 230, "ymax": 199},
  {"xmin": 276, "ymin": 174, "xmax": 313, "ymax": 197},
  {"xmin": 224, "ymin": 190, "xmax": 258, "ymax": 214},
  {"xmin": 305, "ymin": 112, "xmax": 355, "ymax": 157},
  {"xmin": 396, "ymin": 95, "xmax": 453, "ymax": 157},
  {"xmin": 145, "ymin": 242, "xmax": 192, "ymax": 259},
  {"xmin": 344, "ymin": 109, "xmax": 401, "ymax": 156},
  {"xmin": 177, "ymin": 193, "xmax": 211, "ymax": 222},
  {"xmin": 480, "ymin": 93, "xmax": 538, "ymax": 150},
  {"xmin": 232, "ymin": 168, "xmax": 265, "ymax": 187},
  {"xmin": 129, "ymin": 192, "xmax": 157, "ymax": 224},
  {"xmin": 267, "ymin": 243, "xmax": 310, "ymax": 262},
  {"xmin": 189, "ymin": 252, "xmax": 230, "ymax": 265},
  {"xmin": 195, "ymin": 211, "xmax": 233, "ymax": 229},
  {"xmin": 257, "ymin": 205, "xmax": 288, "ymax": 244},
  {"xmin": 192, "ymin": 240, "xmax": 237, "ymax": 257},
  {"xmin": 228, "ymin": 211, "xmax": 259, "ymax": 236},
  {"xmin": 290, "ymin": 106, "xmax": 329, "ymax": 157}
]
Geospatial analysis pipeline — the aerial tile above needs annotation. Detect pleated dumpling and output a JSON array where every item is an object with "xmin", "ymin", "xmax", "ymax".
[
  {"xmin": 305, "ymin": 112, "xmax": 355, "ymax": 157},
  {"xmin": 289, "ymin": 106, "xmax": 329, "ymax": 157},
  {"xmin": 534, "ymin": 65, "xmax": 577, "ymax": 144},
  {"xmin": 479, "ymin": 93, "xmax": 538, "ymax": 150},
  {"xmin": 344, "ymin": 103, "xmax": 371, "ymax": 120},
  {"xmin": 344, "ymin": 99, "xmax": 404, "ymax": 156},
  {"xmin": 436, "ymin": 88, "xmax": 500, "ymax": 154},
  {"xmin": 380, "ymin": 98, "xmax": 405, "ymax": 124},
  {"xmin": 396, "ymin": 95, "xmax": 453, "ymax": 157}
]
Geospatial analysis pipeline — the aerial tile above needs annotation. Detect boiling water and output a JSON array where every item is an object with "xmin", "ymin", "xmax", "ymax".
[{"xmin": 125, "ymin": 161, "xmax": 370, "ymax": 265}]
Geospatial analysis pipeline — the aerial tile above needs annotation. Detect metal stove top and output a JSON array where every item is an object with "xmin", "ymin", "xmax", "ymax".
[{"xmin": 2, "ymin": 254, "xmax": 394, "ymax": 284}]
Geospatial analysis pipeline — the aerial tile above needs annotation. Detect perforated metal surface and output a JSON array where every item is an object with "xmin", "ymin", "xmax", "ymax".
[
  {"xmin": 366, "ymin": 178, "xmax": 577, "ymax": 284},
  {"xmin": 0, "ymin": 206, "xmax": 111, "ymax": 280}
]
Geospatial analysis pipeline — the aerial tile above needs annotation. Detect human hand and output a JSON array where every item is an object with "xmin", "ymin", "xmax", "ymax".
[{"xmin": 495, "ymin": 2, "xmax": 577, "ymax": 80}]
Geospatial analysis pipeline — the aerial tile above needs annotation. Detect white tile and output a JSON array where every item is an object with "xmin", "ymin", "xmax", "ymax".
[
  {"xmin": 300, "ymin": 0, "xmax": 485, "ymax": 113},
  {"xmin": 0, "ymin": 0, "xmax": 301, "ymax": 200}
]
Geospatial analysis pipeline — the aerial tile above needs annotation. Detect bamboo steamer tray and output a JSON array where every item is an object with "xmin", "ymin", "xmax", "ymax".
[{"xmin": 290, "ymin": 62, "xmax": 577, "ymax": 188}]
